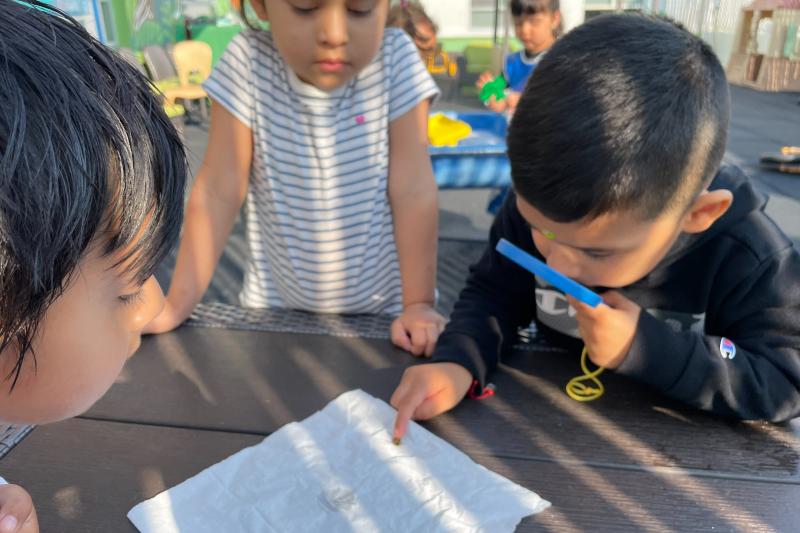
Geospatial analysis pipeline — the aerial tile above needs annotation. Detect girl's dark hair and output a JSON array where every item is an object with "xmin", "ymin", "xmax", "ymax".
[
  {"xmin": 386, "ymin": 1, "xmax": 437, "ymax": 43},
  {"xmin": 510, "ymin": 0, "xmax": 561, "ymax": 36},
  {"xmin": 0, "ymin": 1, "xmax": 186, "ymax": 388},
  {"xmin": 510, "ymin": 0, "xmax": 559, "ymax": 17}
]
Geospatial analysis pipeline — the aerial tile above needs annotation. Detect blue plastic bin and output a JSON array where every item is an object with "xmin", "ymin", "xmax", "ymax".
[{"xmin": 429, "ymin": 111, "xmax": 511, "ymax": 189}]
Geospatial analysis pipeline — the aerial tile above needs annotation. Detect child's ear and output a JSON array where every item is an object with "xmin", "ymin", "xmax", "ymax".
[
  {"xmin": 250, "ymin": 0, "xmax": 268, "ymax": 21},
  {"xmin": 681, "ymin": 189, "xmax": 733, "ymax": 234},
  {"xmin": 551, "ymin": 10, "xmax": 562, "ymax": 33}
]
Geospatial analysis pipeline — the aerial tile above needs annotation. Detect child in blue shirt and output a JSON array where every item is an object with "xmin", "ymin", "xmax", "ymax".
[{"xmin": 477, "ymin": 0, "xmax": 561, "ymax": 115}]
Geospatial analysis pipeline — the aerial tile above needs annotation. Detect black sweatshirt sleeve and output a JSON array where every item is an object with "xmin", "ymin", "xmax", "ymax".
[
  {"xmin": 617, "ymin": 244, "xmax": 800, "ymax": 422},
  {"xmin": 429, "ymin": 192, "xmax": 538, "ymax": 385}
]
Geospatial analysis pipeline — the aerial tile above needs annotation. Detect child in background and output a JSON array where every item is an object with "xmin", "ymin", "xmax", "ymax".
[
  {"xmin": 477, "ymin": 0, "xmax": 561, "ymax": 115},
  {"xmin": 391, "ymin": 15, "xmax": 800, "ymax": 440},
  {"xmin": 386, "ymin": 1, "xmax": 438, "ymax": 61},
  {"xmin": 0, "ymin": 1, "xmax": 187, "ymax": 530},
  {"xmin": 146, "ymin": 0, "xmax": 446, "ymax": 357}
]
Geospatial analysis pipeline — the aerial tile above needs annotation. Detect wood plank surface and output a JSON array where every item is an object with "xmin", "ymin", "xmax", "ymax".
[
  {"xmin": 85, "ymin": 328, "xmax": 800, "ymax": 479},
  {"xmin": 3, "ymin": 418, "xmax": 797, "ymax": 533}
]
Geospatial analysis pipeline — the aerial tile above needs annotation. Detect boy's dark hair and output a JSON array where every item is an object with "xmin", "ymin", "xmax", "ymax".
[
  {"xmin": 507, "ymin": 14, "xmax": 730, "ymax": 223},
  {"xmin": 510, "ymin": 0, "xmax": 559, "ymax": 18},
  {"xmin": 0, "ymin": 1, "xmax": 186, "ymax": 386}
]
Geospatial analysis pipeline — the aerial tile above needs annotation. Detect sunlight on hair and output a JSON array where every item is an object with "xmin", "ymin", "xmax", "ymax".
[
  {"xmin": 673, "ymin": 117, "xmax": 719, "ymax": 210},
  {"xmin": 586, "ymin": 58, "xmax": 645, "ymax": 160}
]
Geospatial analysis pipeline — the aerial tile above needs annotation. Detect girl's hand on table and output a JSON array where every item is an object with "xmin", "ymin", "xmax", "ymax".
[{"xmin": 390, "ymin": 303, "xmax": 446, "ymax": 357}]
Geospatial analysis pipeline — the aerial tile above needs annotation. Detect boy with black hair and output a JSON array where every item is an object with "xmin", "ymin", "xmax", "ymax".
[
  {"xmin": 0, "ymin": 1, "xmax": 186, "ymax": 530},
  {"xmin": 392, "ymin": 14, "xmax": 800, "ymax": 439}
]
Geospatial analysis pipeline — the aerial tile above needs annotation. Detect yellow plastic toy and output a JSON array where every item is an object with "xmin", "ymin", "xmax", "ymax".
[{"xmin": 428, "ymin": 113, "xmax": 472, "ymax": 147}]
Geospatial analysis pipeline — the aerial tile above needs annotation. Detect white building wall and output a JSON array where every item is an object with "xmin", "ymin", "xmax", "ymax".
[
  {"xmin": 649, "ymin": 0, "xmax": 752, "ymax": 67},
  {"xmin": 416, "ymin": 0, "xmax": 748, "ymax": 65},
  {"xmin": 419, "ymin": 0, "xmax": 473, "ymax": 36},
  {"xmin": 419, "ymin": 0, "xmax": 587, "ymax": 38},
  {"xmin": 560, "ymin": 0, "xmax": 587, "ymax": 33}
]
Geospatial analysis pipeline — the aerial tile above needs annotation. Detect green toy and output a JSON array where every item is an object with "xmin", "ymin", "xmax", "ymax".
[{"xmin": 480, "ymin": 75, "xmax": 507, "ymax": 103}]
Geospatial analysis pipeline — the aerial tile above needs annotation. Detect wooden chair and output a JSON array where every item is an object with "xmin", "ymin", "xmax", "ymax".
[
  {"xmin": 168, "ymin": 40, "xmax": 212, "ymax": 121},
  {"xmin": 118, "ymin": 47, "xmax": 185, "ymax": 135}
]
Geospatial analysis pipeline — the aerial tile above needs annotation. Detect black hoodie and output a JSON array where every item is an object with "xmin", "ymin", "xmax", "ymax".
[{"xmin": 431, "ymin": 166, "xmax": 800, "ymax": 422}]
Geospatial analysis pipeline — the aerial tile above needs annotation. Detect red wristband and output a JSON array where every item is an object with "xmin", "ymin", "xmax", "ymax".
[{"xmin": 467, "ymin": 380, "xmax": 496, "ymax": 400}]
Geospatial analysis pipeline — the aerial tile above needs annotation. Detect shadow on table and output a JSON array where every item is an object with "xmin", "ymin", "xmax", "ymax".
[{"xmin": 418, "ymin": 346, "xmax": 800, "ymax": 531}]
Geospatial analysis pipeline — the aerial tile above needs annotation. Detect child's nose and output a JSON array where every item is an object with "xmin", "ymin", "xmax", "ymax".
[
  {"xmin": 544, "ymin": 245, "xmax": 581, "ymax": 281},
  {"xmin": 133, "ymin": 276, "xmax": 165, "ymax": 332},
  {"xmin": 318, "ymin": 5, "xmax": 349, "ymax": 47}
]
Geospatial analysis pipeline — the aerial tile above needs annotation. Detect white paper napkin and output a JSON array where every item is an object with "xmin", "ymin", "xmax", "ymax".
[{"xmin": 129, "ymin": 389, "xmax": 549, "ymax": 532}]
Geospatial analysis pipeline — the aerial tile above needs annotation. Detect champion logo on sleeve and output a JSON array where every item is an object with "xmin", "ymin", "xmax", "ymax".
[{"xmin": 719, "ymin": 337, "xmax": 736, "ymax": 360}]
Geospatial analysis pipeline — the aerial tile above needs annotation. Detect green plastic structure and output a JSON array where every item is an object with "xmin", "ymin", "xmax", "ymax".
[{"xmin": 479, "ymin": 75, "xmax": 507, "ymax": 103}]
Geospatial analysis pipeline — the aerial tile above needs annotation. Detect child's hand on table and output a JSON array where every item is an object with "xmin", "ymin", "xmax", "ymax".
[
  {"xmin": 390, "ymin": 303, "xmax": 446, "ymax": 357},
  {"xmin": 142, "ymin": 299, "xmax": 185, "ymax": 335},
  {"xmin": 567, "ymin": 291, "xmax": 642, "ymax": 369},
  {"xmin": 0, "ymin": 484, "xmax": 38, "ymax": 533},
  {"xmin": 391, "ymin": 362, "xmax": 473, "ymax": 441}
]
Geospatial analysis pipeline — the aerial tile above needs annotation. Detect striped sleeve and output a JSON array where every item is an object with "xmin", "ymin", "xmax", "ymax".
[
  {"xmin": 387, "ymin": 29, "xmax": 440, "ymax": 122},
  {"xmin": 203, "ymin": 32, "xmax": 255, "ymax": 128}
]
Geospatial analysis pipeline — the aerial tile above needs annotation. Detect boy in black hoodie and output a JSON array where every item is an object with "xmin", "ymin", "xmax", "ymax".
[{"xmin": 391, "ymin": 14, "xmax": 800, "ymax": 439}]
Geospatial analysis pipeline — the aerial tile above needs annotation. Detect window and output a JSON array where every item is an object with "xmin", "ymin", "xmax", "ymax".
[
  {"xmin": 99, "ymin": 0, "xmax": 117, "ymax": 45},
  {"xmin": 471, "ymin": 0, "xmax": 505, "ymax": 31}
]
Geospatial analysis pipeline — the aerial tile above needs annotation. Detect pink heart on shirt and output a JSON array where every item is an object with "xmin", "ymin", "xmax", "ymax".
[{"xmin": 355, "ymin": 115, "xmax": 365, "ymax": 125}]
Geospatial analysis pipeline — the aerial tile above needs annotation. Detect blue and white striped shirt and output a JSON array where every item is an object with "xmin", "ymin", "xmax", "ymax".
[{"xmin": 204, "ymin": 29, "xmax": 439, "ymax": 314}]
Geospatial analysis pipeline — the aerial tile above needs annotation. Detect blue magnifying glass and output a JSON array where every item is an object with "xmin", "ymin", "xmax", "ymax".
[{"xmin": 496, "ymin": 238, "xmax": 603, "ymax": 308}]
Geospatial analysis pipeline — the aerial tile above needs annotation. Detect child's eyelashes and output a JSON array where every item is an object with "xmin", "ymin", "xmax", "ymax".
[
  {"xmin": 288, "ymin": 1, "xmax": 375, "ymax": 17},
  {"xmin": 345, "ymin": 0, "xmax": 377, "ymax": 17},
  {"xmin": 583, "ymin": 250, "xmax": 613, "ymax": 260},
  {"xmin": 287, "ymin": 0, "xmax": 317, "ymax": 15},
  {"xmin": 118, "ymin": 288, "xmax": 144, "ymax": 307},
  {"xmin": 291, "ymin": 6, "xmax": 316, "ymax": 15},
  {"xmin": 347, "ymin": 8, "xmax": 373, "ymax": 17}
]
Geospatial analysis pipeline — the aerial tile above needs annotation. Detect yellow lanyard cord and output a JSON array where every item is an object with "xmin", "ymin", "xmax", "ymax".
[{"xmin": 565, "ymin": 346, "xmax": 605, "ymax": 401}]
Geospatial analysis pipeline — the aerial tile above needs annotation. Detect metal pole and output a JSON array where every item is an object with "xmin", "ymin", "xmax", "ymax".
[{"xmin": 493, "ymin": 0, "xmax": 500, "ymax": 44}]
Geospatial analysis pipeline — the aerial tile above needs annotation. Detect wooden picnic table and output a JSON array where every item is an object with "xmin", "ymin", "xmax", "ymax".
[{"xmin": 1, "ymin": 324, "xmax": 798, "ymax": 532}]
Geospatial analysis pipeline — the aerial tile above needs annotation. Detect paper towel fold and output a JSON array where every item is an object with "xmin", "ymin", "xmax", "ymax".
[{"xmin": 128, "ymin": 389, "xmax": 549, "ymax": 532}]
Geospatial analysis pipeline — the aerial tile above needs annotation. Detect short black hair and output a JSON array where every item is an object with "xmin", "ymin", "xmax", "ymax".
[
  {"xmin": 0, "ymin": 1, "xmax": 186, "ymax": 387},
  {"xmin": 510, "ymin": 0, "xmax": 559, "ymax": 18},
  {"xmin": 507, "ymin": 14, "xmax": 730, "ymax": 223}
]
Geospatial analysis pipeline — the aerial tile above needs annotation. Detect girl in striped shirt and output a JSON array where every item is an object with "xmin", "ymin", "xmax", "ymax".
[{"xmin": 146, "ymin": 0, "xmax": 446, "ymax": 356}]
